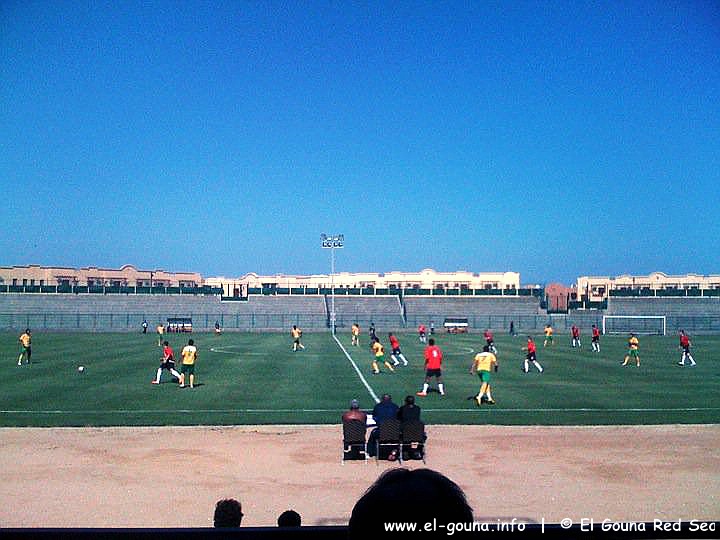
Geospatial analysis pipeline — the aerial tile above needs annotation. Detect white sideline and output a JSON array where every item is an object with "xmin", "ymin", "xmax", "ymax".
[{"xmin": 332, "ymin": 334, "xmax": 380, "ymax": 404}]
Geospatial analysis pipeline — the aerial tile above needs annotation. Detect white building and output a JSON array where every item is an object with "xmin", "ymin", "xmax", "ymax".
[
  {"xmin": 205, "ymin": 269, "xmax": 521, "ymax": 297},
  {"xmin": 577, "ymin": 272, "xmax": 720, "ymax": 301}
]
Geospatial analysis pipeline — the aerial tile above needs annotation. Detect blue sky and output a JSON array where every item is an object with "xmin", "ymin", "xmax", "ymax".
[{"xmin": 1, "ymin": 1, "xmax": 719, "ymax": 284}]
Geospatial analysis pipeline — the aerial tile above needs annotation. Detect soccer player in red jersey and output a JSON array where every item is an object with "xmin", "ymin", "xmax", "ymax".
[
  {"xmin": 152, "ymin": 341, "xmax": 182, "ymax": 384},
  {"xmin": 678, "ymin": 330, "xmax": 696, "ymax": 366},
  {"xmin": 522, "ymin": 336, "xmax": 544, "ymax": 373},
  {"xmin": 388, "ymin": 333, "xmax": 408, "ymax": 366},
  {"xmin": 571, "ymin": 325, "xmax": 581, "ymax": 348},
  {"xmin": 418, "ymin": 324, "xmax": 427, "ymax": 344},
  {"xmin": 417, "ymin": 338, "xmax": 444, "ymax": 396},
  {"xmin": 591, "ymin": 324, "xmax": 601, "ymax": 352}
]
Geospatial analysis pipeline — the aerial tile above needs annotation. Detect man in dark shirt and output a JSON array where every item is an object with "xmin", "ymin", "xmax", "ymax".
[
  {"xmin": 372, "ymin": 394, "xmax": 399, "ymax": 424},
  {"xmin": 367, "ymin": 394, "xmax": 398, "ymax": 456},
  {"xmin": 397, "ymin": 395, "xmax": 422, "ymax": 423},
  {"xmin": 397, "ymin": 395, "xmax": 426, "ymax": 457},
  {"xmin": 368, "ymin": 322, "xmax": 377, "ymax": 343}
]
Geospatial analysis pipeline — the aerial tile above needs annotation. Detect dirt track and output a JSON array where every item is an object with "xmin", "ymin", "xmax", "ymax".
[{"xmin": 1, "ymin": 425, "xmax": 718, "ymax": 527}]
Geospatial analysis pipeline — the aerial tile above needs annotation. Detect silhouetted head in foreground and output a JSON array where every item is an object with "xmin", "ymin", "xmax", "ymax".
[
  {"xmin": 277, "ymin": 509, "xmax": 302, "ymax": 527},
  {"xmin": 349, "ymin": 468, "xmax": 473, "ymax": 538},
  {"xmin": 214, "ymin": 498, "xmax": 243, "ymax": 528}
]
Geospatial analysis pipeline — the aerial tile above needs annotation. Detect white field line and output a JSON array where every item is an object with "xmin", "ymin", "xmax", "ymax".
[
  {"xmin": 2, "ymin": 407, "xmax": 719, "ymax": 414},
  {"xmin": 209, "ymin": 347, "xmax": 268, "ymax": 356},
  {"xmin": 439, "ymin": 346, "xmax": 475, "ymax": 356},
  {"xmin": 332, "ymin": 333, "xmax": 380, "ymax": 404}
]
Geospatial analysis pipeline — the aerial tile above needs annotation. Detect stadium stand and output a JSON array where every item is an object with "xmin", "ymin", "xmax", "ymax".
[
  {"xmin": 0, "ymin": 293, "xmax": 222, "ymax": 313},
  {"xmin": 607, "ymin": 297, "xmax": 720, "ymax": 316},
  {"xmin": 230, "ymin": 296, "xmax": 327, "ymax": 329},
  {"xmin": 330, "ymin": 296, "xmax": 404, "ymax": 328},
  {"xmin": 403, "ymin": 296, "xmax": 541, "ymax": 317},
  {"xmin": 0, "ymin": 293, "xmax": 327, "ymax": 331},
  {"xmin": 0, "ymin": 292, "xmax": 551, "ymax": 332},
  {"xmin": 603, "ymin": 297, "xmax": 720, "ymax": 334},
  {"xmin": 403, "ymin": 296, "xmax": 542, "ymax": 330},
  {"xmin": 235, "ymin": 296, "xmax": 326, "ymax": 315},
  {"xmin": 4, "ymin": 291, "xmax": 718, "ymax": 333}
]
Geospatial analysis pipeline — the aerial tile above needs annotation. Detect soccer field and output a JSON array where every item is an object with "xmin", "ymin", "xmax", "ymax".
[{"xmin": 2, "ymin": 330, "xmax": 718, "ymax": 427}]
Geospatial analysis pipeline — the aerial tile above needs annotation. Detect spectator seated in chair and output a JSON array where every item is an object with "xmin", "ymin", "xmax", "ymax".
[
  {"xmin": 342, "ymin": 399, "xmax": 368, "ymax": 460},
  {"xmin": 397, "ymin": 394, "xmax": 422, "ymax": 424},
  {"xmin": 367, "ymin": 393, "xmax": 399, "ymax": 457},
  {"xmin": 398, "ymin": 395, "xmax": 427, "ymax": 459},
  {"xmin": 342, "ymin": 398, "xmax": 367, "ymax": 424}
]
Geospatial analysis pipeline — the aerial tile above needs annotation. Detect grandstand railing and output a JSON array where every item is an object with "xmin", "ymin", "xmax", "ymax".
[
  {"xmin": 0, "ymin": 313, "xmax": 597, "ymax": 332},
  {"xmin": 568, "ymin": 300, "xmax": 609, "ymax": 310},
  {"xmin": 2, "ymin": 312, "xmax": 720, "ymax": 333},
  {"xmin": 609, "ymin": 288, "xmax": 720, "ymax": 297},
  {"xmin": 242, "ymin": 287, "xmax": 543, "ymax": 297},
  {"xmin": 0, "ymin": 285, "xmax": 223, "ymax": 295},
  {"xmin": 6, "ymin": 285, "xmax": 719, "ymax": 299},
  {"xmin": 0, "ymin": 313, "xmax": 330, "ymax": 331},
  {"xmin": 0, "ymin": 285, "xmax": 546, "ymax": 298}
]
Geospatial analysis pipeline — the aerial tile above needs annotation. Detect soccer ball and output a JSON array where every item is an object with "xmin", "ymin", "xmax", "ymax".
[{"xmin": 78, "ymin": 366, "xmax": 85, "ymax": 373}]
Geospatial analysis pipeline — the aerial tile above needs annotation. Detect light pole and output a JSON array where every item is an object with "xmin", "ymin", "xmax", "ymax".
[{"xmin": 321, "ymin": 233, "xmax": 344, "ymax": 334}]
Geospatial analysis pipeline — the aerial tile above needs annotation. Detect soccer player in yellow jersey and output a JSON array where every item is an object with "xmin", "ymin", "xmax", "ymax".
[
  {"xmin": 543, "ymin": 324, "xmax": 554, "ymax": 347},
  {"xmin": 622, "ymin": 333, "xmax": 640, "ymax": 367},
  {"xmin": 371, "ymin": 337, "xmax": 394, "ymax": 374},
  {"xmin": 291, "ymin": 325, "xmax": 305, "ymax": 351},
  {"xmin": 470, "ymin": 345, "xmax": 498, "ymax": 405},
  {"xmin": 351, "ymin": 323, "xmax": 360, "ymax": 347},
  {"xmin": 17, "ymin": 328, "xmax": 32, "ymax": 366},
  {"xmin": 179, "ymin": 338, "xmax": 198, "ymax": 388}
]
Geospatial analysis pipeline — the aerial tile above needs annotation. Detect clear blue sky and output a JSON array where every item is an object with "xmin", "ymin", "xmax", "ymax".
[{"xmin": 2, "ymin": 1, "xmax": 719, "ymax": 284}]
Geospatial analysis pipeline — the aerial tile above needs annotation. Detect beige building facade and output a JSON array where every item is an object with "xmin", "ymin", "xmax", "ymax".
[
  {"xmin": 205, "ymin": 269, "xmax": 521, "ymax": 297},
  {"xmin": 577, "ymin": 272, "xmax": 720, "ymax": 301},
  {"xmin": 0, "ymin": 265, "xmax": 202, "ymax": 288}
]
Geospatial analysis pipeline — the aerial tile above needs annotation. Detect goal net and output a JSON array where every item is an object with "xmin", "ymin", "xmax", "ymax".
[{"xmin": 602, "ymin": 315, "xmax": 666, "ymax": 336}]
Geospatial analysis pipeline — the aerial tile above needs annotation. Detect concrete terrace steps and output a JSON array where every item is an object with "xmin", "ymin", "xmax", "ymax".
[
  {"xmin": 0, "ymin": 293, "xmax": 542, "ymax": 317},
  {"xmin": 608, "ymin": 297, "xmax": 720, "ymax": 316},
  {"xmin": 239, "ymin": 295, "xmax": 326, "ymax": 315},
  {"xmin": 0, "ymin": 293, "xmax": 329, "ymax": 316},
  {"xmin": 0, "ymin": 293, "xmax": 222, "ymax": 313},
  {"xmin": 329, "ymin": 295, "xmax": 401, "ymax": 316},
  {"xmin": 402, "ymin": 296, "xmax": 542, "ymax": 316}
]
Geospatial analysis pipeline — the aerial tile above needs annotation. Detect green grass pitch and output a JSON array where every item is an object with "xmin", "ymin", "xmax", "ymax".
[{"xmin": 1, "ymin": 330, "xmax": 718, "ymax": 427}]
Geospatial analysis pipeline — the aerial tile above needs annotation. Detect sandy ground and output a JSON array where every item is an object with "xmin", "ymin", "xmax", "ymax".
[{"xmin": 1, "ymin": 425, "xmax": 718, "ymax": 528}]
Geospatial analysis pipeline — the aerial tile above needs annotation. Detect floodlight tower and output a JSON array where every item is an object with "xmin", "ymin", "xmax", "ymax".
[{"xmin": 321, "ymin": 233, "xmax": 344, "ymax": 334}]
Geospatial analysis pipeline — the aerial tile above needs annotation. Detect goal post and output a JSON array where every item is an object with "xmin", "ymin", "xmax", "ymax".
[{"xmin": 602, "ymin": 315, "xmax": 666, "ymax": 336}]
